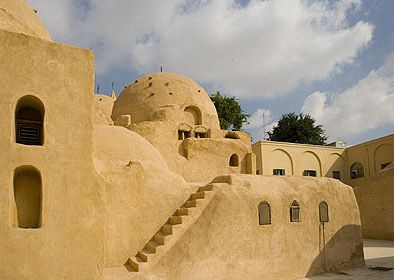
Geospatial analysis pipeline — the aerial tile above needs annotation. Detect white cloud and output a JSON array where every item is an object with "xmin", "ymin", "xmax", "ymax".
[
  {"xmin": 302, "ymin": 52, "xmax": 394, "ymax": 140},
  {"xmin": 28, "ymin": 0, "xmax": 373, "ymax": 98},
  {"xmin": 244, "ymin": 108, "xmax": 276, "ymax": 140}
]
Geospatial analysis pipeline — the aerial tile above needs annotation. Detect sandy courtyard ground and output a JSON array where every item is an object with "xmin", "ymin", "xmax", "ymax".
[{"xmin": 299, "ymin": 239, "xmax": 394, "ymax": 280}]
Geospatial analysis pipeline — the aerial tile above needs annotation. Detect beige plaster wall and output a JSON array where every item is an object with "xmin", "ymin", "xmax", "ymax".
[
  {"xmin": 112, "ymin": 72, "xmax": 220, "ymax": 130},
  {"xmin": 0, "ymin": 0, "xmax": 52, "ymax": 41},
  {"xmin": 347, "ymin": 135, "xmax": 394, "ymax": 240},
  {"xmin": 94, "ymin": 94, "xmax": 115, "ymax": 125},
  {"xmin": 93, "ymin": 125, "xmax": 193, "ymax": 268},
  {"xmin": 0, "ymin": 30, "xmax": 104, "ymax": 280},
  {"xmin": 142, "ymin": 175, "xmax": 364, "ymax": 280},
  {"xmin": 252, "ymin": 141, "xmax": 346, "ymax": 180}
]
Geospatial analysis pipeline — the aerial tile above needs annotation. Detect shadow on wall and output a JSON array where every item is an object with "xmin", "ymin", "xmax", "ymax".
[{"xmin": 306, "ymin": 224, "xmax": 364, "ymax": 277}]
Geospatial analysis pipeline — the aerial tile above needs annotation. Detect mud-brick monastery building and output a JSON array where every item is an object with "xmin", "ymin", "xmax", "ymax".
[{"xmin": 0, "ymin": 1, "xmax": 393, "ymax": 280}]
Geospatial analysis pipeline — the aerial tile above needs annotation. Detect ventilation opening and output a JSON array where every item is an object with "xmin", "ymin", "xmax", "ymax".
[
  {"xmin": 229, "ymin": 154, "xmax": 239, "ymax": 167},
  {"xmin": 290, "ymin": 200, "xmax": 300, "ymax": 222},
  {"xmin": 258, "ymin": 202, "xmax": 271, "ymax": 225},
  {"xmin": 273, "ymin": 169, "xmax": 285, "ymax": 176},
  {"xmin": 178, "ymin": 130, "xmax": 191, "ymax": 140},
  {"xmin": 350, "ymin": 162, "xmax": 364, "ymax": 179},
  {"xmin": 14, "ymin": 166, "xmax": 42, "ymax": 229},
  {"xmin": 15, "ymin": 96, "xmax": 45, "ymax": 146},
  {"xmin": 319, "ymin": 201, "xmax": 329, "ymax": 223}
]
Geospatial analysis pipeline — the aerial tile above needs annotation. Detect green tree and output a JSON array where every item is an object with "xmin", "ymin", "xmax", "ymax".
[
  {"xmin": 268, "ymin": 112, "xmax": 327, "ymax": 145},
  {"xmin": 210, "ymin": 91, "xmax": 249, "ymax": 130}
]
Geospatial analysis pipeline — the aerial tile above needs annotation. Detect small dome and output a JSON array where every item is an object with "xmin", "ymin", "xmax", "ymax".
[
  {"xmin": 0, "ymin": 0, "xmax": 52, "ymax": 41},
  {"xmin": 112, "ymin": 72, "xmax": 220, "ymax": 130}
]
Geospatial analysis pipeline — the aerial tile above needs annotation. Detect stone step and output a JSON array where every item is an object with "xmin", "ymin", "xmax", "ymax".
[
  {"xmin": 169, "ymin": 216, "xmax": 182, "ymax": 225},
  {"xmin": 153, "ymin": 232, "xmax": 168, "ymax": 245},
  {"xmin": 161, "ymin": 224, "xmax": 173, "ymax": 235},
  {"xmin": 184, "ymin": 199, "xmax": 197, "ymax": 208},
  {"xmin": 144, "ymin": 240, "xmax": 159, "ymax": 254},
  {"xmin": 127, "ymin": 256, "xmax": 143, "ymax": 272},
  {"xmin": 175, "ymin": 208, "xmax": 188, "ymax": 216},
  {"xmin": 191, "ymin": 191, "xmax": 205, "ymax": 200},
  {"xmin": 137, "ymin": 250, "xmax": 148, "ymax": 262},
  {"xmin": 198, "ymin": 185, "xmax": 213, "ymax": 192}
]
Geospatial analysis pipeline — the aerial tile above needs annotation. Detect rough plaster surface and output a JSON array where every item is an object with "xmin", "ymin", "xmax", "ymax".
[
  {"xmin": 93, "ymin": 125, "xmax": 192, "ymax": 268},
  {"xmin": 0, "ymin": 0, "xmax": 52, "ymax": 41},
  {"xmin": 0, "ymin": 29, "xmax": 104, "ymax": 280},
  {"xmin": 115, "ymin": 175, "xmax": 364, "ymax": 280}
]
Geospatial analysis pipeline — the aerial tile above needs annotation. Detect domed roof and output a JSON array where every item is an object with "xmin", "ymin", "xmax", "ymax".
[
  {"xmin": 0, "ymin": 0, "xmax": 52, "ymax": 41},
  {"xmin": 112, "ymin": 72, "xmax": 220, "ymax": 130}
]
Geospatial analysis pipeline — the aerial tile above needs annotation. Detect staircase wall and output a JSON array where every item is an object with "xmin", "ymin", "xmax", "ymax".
[{"xmin": 143, "ymin": 175, "xmax": 364, "ymax": 280}]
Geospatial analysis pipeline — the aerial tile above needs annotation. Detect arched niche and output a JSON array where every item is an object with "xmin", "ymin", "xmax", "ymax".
[
  {"xmin": 327, "ymin": 153, "xmax": 346, "ymax": 180},
  {"xmin": 13, "ymin": 166, "xmax": 42, "ymax": 229},
  {"xmin": 270, "ymin": 149, "xmax": 294, "ymax": 175},
  {"xmin": 225, "ymin": 131, "xmax": 240, "ymax": 139},
  {"xmin": 15, "ymin": 95, "xmax": 45, "ymax": 145},
  {"xmin": 290, "ymin": 200, "xmax": 300, "ymax": 222},
  {"xmin": 374, "ymin": 143, "xmax": 394, "ymax": 172},
  {"xmin": 350, "ymin": 162, "xmax": 364, "ymax": 179},
  {"xmin": 229, "ymin": 154, "xmax": 239, "ymax": 167},
  {"xmin": 319, "ymin": 201, "xmax": 329, "ymax": 223},
  {"xmin": 184, "ymin": 106, "xmax": 202, "ymax": 125},
  {"xmin": 300, "ymin": 151, "xmax": 322, "ymax": 177},
  {"xmin": 258, "ymin": 201, "xmax": 271, "ymax": 225}
]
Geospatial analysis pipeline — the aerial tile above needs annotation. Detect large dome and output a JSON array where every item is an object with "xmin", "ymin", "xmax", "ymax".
[
  {"xmin": 112, "ymin": 72, "xmax": 220, "ymax": 130},
  {"xmin": 0, "ymin": 0, "xmax": 52, "ymax": 41}
]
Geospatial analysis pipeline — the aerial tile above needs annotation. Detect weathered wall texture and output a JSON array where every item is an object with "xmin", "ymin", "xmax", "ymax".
[
  {"xmin": 140, "ymin": 175, "xmax": 364, "ymax": 280},
  {"xmin": 0, "ymin": 30, "xmax": 104, "ymax": 280},
  {"xmin": 94, "ymin": 94, "xmax": 115, "ymax": 125},
  {"xmin": 0, "ymin": 0, "xmax": 52, "ymax": 41},
  {"xmin": 112, "ymin": 72, "xmax": 254, "ymax": 182},
  {"xmin": 93, "ymin": 125, "xmax": 192, "ymax": 268}
]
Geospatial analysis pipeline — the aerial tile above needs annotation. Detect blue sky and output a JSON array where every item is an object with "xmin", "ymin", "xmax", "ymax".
[{"xmin": 28, "ymin": 0, "xmax": 394, "ymax": 145}]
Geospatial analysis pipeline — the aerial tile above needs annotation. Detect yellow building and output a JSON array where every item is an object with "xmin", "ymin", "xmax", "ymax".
[
  {"xmin": 253, "ymin": 134, "xmax": 394, "ymax": 240},
  {"xmin": 0, "ymin": 1, "xmax": 375, "ymax": 280}
]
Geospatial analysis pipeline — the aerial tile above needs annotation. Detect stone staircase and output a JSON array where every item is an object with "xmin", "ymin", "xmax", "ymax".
[{"xmin": 126, "ymin": 184, "xmax": 217, "ymax": 273}]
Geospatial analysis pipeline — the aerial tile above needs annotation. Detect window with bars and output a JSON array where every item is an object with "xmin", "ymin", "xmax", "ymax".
[
  {"xmin": 273, "ymin": 169, "xmax": 285, "ymax": 176},
  {"xmin": 15, "ymin": 96, "xmax": 44, "ymax": 146},
  {"xmin": 303, "ymin": 170, "xmax": 317, "ymax": 177}
]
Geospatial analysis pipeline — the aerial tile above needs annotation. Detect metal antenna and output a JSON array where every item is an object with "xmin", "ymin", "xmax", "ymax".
[
  {"xmin": 263, "ymin": 112, "xmax": 266, "ymax": 140},
  {"xmin": 111, "ymin": 80, "xmax": 115, "ymax": 90}
]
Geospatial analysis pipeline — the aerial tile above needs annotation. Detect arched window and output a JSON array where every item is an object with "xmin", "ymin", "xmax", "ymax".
[
  {"xmin": 258, "ymin": 202, "xmax": 271, "ymax": 225},
  {"xmin": 290, "ymin": 200, "xmax": 300, "ymax": 222},
  {"xmin": 350, "ymin": 162, "xmax": 364, "ymax": 179},
  {"xmin": 319, "ymin": 201, "xmax": 329, "ymax": 223},
  {"xmin": 15, "ymin": 95, "xmax": 45, "ymax": 145},
  {"xmin": 229, "ymin": 154, "xmax": 239, "ymax": 167},
  {"xmin": 184, "ymin": 106, "xmax": 202, "ymax": 125},
  {"xmin": 13, "ymin": 166, "xmax": 42, "ymax": 229}
]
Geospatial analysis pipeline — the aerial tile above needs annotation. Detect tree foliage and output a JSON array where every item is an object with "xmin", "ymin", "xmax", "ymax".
[
  {"xmin": 210, "ymin": 91, "xmax": 249, "ymax": 131},
  {"xmin": 268, "ymin": 112, "xmax": 327, "ymax": 145}
]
